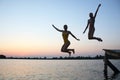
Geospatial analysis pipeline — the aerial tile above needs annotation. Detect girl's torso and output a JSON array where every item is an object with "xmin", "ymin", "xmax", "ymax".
[
  {"xmin": 89, "ymin": 18, "xmax": 95, "ymax": 28},
  {"xmin": 62, "ymin": 31, "xmax": 69, "ymax": 43}
]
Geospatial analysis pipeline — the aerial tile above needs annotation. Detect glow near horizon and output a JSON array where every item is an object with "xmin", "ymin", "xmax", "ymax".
[{"xmin": 0, "ymin": 0, "xmax": 120, "ymax": 57}]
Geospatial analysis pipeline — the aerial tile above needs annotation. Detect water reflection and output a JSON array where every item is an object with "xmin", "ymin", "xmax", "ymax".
[
  {"xmin": 104, "ymin": 73, "xmax": 120, "ymax": 80},
  {"xmin": 0, "ymin": 60, "xmax": 120, "ymax": 80}
]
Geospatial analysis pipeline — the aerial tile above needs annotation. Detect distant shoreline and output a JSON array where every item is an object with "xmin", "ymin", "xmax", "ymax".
[
  {"xmin": 1, "ymin": 54, "xmax": 120, "ymax": 60},
  {"xmin": 0, "ymin": 58, "xmax": 104, "ymax": 60},
  {"xmin": 1, "ymin": 58, "xmax": 120, "ymax": 60}
]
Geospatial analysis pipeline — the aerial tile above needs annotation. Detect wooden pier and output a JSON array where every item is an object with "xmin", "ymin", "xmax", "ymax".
[{"xmin": 103, "ymin": 49, "xmax": 120, "ymax": 79}]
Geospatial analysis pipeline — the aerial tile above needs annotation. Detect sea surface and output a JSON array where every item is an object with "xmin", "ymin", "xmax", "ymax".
[{"xmin": 0, "ymin": 59, "xmax": 120, "ymax": 80}]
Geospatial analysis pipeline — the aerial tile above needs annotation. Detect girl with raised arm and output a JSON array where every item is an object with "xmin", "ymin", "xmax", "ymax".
[
  {"xmin": 83, "ymin": 4, "xmax": 103, "ymax": 42},
  {"xmin": 52, "ymin": 24, "xmax": 80, "ymax": 57}
]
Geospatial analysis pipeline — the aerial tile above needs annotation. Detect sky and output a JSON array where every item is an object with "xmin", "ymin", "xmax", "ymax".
[{"xmin": 0, "ymin": 0, "xmax": 120, "ymax": 57}]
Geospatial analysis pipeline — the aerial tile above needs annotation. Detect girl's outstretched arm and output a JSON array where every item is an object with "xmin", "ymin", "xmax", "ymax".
[
  {"xmin": 94, "ymin": 4, "xmax": 101, "ymax": 18},
  {"xmin": 52, "ymin": 24, "xmax": 63, "ymax": 32},
  {"xmin": 69, "ymin": 31, "xmax": 80, "ymax": 41},
  {"xmin": 83, "ymin": 20, "xmax": 89, "ymax": 34}
]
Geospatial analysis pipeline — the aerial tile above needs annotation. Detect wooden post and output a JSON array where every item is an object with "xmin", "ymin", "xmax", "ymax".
[
  {"xmin": 104, "ymin": 52, "xmax": 108, "ymax": 79},
  {"xmin": 107, "ymin": 59, "xmax": 120, "ymax": 74},
  {"xmin": 103, "ymin": 49, "xmax": 120, "ymax": 79}
]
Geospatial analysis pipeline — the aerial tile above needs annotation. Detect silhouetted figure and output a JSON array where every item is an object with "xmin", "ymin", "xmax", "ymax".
[
  {"xmin": 52, "ymin": 24, "xmax": 80, "ymax": 57},
  {"xmin": 83, "ymin": 4, "xmax": 103, "ymax": 42}
]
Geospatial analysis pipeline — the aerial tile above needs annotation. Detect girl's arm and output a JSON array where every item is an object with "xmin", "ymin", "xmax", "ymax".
[
  {"xmin": 83, "ymin": 20, "xmax": 89, "ymax": 34},
  {"xmin": 94, "ymin": 4, "xmax": 101, "ymax": 18},
  {"xmin": 52, "ymin": 24, "xmax": 63, "ymax": 32},
  {"xmin": 69, "ymin": 31, "xmax": 80, "ymax": 41}
]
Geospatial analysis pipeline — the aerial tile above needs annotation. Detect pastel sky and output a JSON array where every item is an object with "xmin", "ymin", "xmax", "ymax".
[{"xmin": 0, "ymin": 0, "xmax": 120, "ymax": 57}]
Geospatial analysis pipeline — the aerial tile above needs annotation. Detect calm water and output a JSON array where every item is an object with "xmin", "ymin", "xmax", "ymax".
[{"xmin": 0, "ymin": 59, "xmax": 120, "ymax": 80}]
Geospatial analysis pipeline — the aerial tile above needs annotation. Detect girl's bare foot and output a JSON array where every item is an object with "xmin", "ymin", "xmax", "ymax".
[
  {"xmin": 98, "ymin": 38, "xmax": 103, "ymax": 42},
  {"xmin": 73, "ymin": 49, "xmax": 75, "ymax": 54}
]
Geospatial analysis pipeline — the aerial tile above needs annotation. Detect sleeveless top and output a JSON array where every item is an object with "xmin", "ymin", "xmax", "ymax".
[
  {"xmin": 89, "ymin": 18, "xmax": 95, "ymax": 26},
  {"xmin": 62, "ymin": 31, "xmax": 69, "ymax": 43}
]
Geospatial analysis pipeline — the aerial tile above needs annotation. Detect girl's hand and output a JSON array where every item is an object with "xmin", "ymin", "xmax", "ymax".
[{"xmin": 98, "ymin": 4, "xmax": 101, "ymax": 7}]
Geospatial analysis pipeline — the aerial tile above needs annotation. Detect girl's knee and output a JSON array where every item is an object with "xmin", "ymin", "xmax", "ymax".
[
  {"xmin": 61, "ymin": 49, "xmax": 67, "ymax": 52},
  {"xmin": 61, "ymin": 48, "xmax": 64, "ymax": 52},
  {"xmin": 61, "ymin": 49, "xmax": 64, "ymax": 52},
  {"xmin": 88, "ymin": 36, "xmax": 93, "ymax": 39}
]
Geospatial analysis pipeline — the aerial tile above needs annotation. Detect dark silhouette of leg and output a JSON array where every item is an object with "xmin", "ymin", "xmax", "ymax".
[
  {"xmin": 61, "ymin": 41, "xmax": 75, "ymax": 56},
  {"xmin": 88, "ymin": 37, "xmax": 103, "ymax": 42},
  {"xmin": 88, "ymin": 27, "xmax": 103, "ymax": 42}
]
